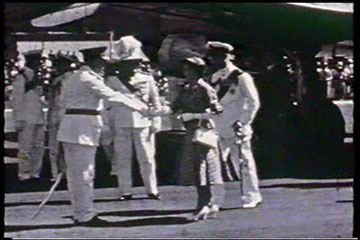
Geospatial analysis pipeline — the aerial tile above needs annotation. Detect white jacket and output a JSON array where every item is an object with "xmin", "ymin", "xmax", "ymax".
[{"xmin": 212, "ymin": 62, "xmax": 260, "ymax": 139}]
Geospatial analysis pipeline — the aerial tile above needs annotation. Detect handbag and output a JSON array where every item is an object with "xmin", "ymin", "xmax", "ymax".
[{"xmin": 192, "ymin": 118, "xmax": 219, "ymax": 149}]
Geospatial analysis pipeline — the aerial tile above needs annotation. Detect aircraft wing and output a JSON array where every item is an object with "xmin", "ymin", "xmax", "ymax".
[{"xmin": 31, "ymin": 3, "xmax": 101, "ymax": 27}]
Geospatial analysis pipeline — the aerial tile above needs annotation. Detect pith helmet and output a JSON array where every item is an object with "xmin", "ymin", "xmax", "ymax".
[{"xmin": 102, "ymin": 35, "xmax": 150, "ymax": 63}]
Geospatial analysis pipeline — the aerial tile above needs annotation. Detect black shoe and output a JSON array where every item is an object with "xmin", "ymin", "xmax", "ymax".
[
  {"xmin": 147, "ymin": 193, "xmax": 161, "ymax": 200},
  {"xmin": 119, "ymin": 194, "xmax": 133, "ymax": 201},
  {"xmin": 74, "ymin": 216, "xmax": 109, "ymax": 227}
]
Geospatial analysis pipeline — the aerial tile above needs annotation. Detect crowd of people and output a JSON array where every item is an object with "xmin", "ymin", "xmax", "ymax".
[
  {"xmin": 6, "ymin": 35, "xmax": 262, "ymax": 226},
  {"xmin": 316, "ymin": 57, "xmax": 354, "ymax": 100}
]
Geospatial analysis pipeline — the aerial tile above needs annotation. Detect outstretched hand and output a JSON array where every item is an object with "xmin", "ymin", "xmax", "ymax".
[
  {"xmin": 177, "ymin": 113, "xmax": 200, "ymax": 122},
  {"xmin": 148, "ymin": 106, "xmax": 171, "ymax": 116}
]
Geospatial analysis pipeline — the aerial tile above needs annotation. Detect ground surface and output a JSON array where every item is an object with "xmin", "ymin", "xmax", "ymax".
[{"xmin": 4, "ymin": 179, "xmax": 354, "ymax": 238}]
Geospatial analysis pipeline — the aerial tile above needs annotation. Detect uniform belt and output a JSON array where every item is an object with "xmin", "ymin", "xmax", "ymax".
[{"xmin": 65, "ymin": 109, "xmax": 100, "ymax": 116}]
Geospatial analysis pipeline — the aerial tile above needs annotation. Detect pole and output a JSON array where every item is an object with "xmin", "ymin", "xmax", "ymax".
[{"xmin": 109, "ymin": 31, "xmax": 114, "ymax": 60}]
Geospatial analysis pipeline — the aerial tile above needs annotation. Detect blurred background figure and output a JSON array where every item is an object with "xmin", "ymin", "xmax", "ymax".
[{"xmin": 10, "ymin": 51, "xmax": 47, "ymax": 181}]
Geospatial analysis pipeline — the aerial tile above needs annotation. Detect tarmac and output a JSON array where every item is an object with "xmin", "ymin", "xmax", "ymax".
[{"xmin": 4, "ymin": 178, "xmax": 354, "ymax": 238}]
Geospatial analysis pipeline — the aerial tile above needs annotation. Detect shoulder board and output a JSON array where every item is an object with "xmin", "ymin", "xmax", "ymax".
[
  {"xmin": 224, "ymin": 69, "xmax": 243, "ymax": 84},
  {"xmin": 134, "ymin": 68, "xmax": 152, "ymax": 75},
  {"xmin": 229, "ymin": 69, "xmax": 244, "ymax": 78},
  {"xmin": 177, "ymin": 80, "xmax": 187, "ymax": 86},
  {"xmin": 86, "ymin": 70, "xmax": 104, "ymax": 81}
]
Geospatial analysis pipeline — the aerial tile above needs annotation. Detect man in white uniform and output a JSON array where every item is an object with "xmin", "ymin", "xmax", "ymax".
[
  {"xmin": 102, "ymin": 36, "xmax": 161, "ymax": 200},
  {"xmin": 206, "ymin": 41, "xmax": 262, "ymax": 208},
  {"xmin": 57, "ymin": 47, "xmax": 150, "ymax": 226},
  {"xmin": 46, "ymin": 53, "xmax": 76, "ymax": 181}
]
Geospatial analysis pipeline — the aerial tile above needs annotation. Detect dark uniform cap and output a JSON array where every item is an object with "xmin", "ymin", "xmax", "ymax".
[
  {"xmin": 23, "ymin": 50, "xmax": 43, "ymax": 69},
  {"xmin": 80, "ymin": 47, "xmax": 107, "ymax": 62},
  {"xmin": 206, "ymin": 41, "xmax": 234, "ymax": 53}
]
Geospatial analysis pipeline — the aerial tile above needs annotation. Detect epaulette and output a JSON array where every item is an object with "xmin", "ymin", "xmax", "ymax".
[
  {"xmin": 134, "ymin": 68, "xmax": 152, "ymax": 75},
  {"xmin": 87, "ymin": 70, "xmax": 104, "ymax": 81},
  {"xmin": 229, "ymin": 69, "xmax": 244, "ymax": 78},
  {"xmin": 220, "ymin": 69, "xmax": 245, "ymax": 85},
  {"xmin": 177, "ymin": 79, "xmax": 187, "ymax": 86}
]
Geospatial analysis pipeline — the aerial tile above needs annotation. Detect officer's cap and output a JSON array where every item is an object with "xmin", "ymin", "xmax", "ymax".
[
  {"xmin": 80, "ymin": 47, "xmax": 107, "ymax": 63},
  {"xmin": 23, "ymin": 50, "xmax": 43, "ymax": 68},
  {"xmin": 102, "ymin": 35, "xmax": 150, "ymax": 63},
  {"xmin": 206, "ymin": 41, "xmax": 234, "ymax": 53},
  {"xmin": 182, "ymin": 57, "xmax": 206, "ymax": 67},
  {"xmin": 23, "ymin": 50, "xmax": 42, "ymax": 59}
]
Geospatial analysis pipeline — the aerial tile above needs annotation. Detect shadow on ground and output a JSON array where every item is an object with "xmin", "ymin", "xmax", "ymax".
[
  {"xmin": 61, "ymin": 209, "xmax": 195, "ymax": 219},
  {"xmin": 5, "ymin": 216, "xmax": 192, "ymax": 232},
  {"xmin": 5, "ymin": 196, "xmax": 163, "ymax": 207},
  {"xmin": 261, "ymin": 181, "xmax": 353, "ymax": 189}
]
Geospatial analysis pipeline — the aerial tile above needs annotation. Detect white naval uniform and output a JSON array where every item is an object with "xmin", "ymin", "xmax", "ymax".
[
  {"xmin": 212, "ymin": 61, "xmax": 262, "ymax": 203},
  {"xmin": 57, "ymin": 65, "xmax": 149, "ymax": 222},
  {"xmin": 106, "ymin": 71, "xmax": 161, "ymax": 196}
]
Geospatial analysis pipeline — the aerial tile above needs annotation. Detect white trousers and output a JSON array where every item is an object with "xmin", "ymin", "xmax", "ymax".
[
  {"xmin": 17, "ymin": 123, "xmax": 44, "ymax": 177},
  {"xmin": 113, "ymin": 126, "xmax": 158, "ymax": 195},
  {"xmin": 63, "ymin": 142, "xmax": 97, "ymax": 222},
  {"xmin": 220, "ymin": 135, "xmax": 262, "ymax": 202}
]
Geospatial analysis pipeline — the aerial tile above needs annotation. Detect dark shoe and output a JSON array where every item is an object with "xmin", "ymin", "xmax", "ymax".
[
  {"xmin": 119, "ymin": 194, "xmax": 133, "ymax": 201},
  {"xmin": 74, "ymin": 216, "xmax": 109, "ymax": 227},
  {"xmin": 147, "ymin": 193, "xmax": 161, "ymax": 200}
]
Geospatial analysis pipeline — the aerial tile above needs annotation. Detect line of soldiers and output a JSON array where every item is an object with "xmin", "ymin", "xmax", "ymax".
[
  {"xmin": 8, "ymin": 35, "xmax": 262, "ymax": 226},
  {"xmin": 316, "ymin": 57, "xmax": 354, "ymax": 99}
]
